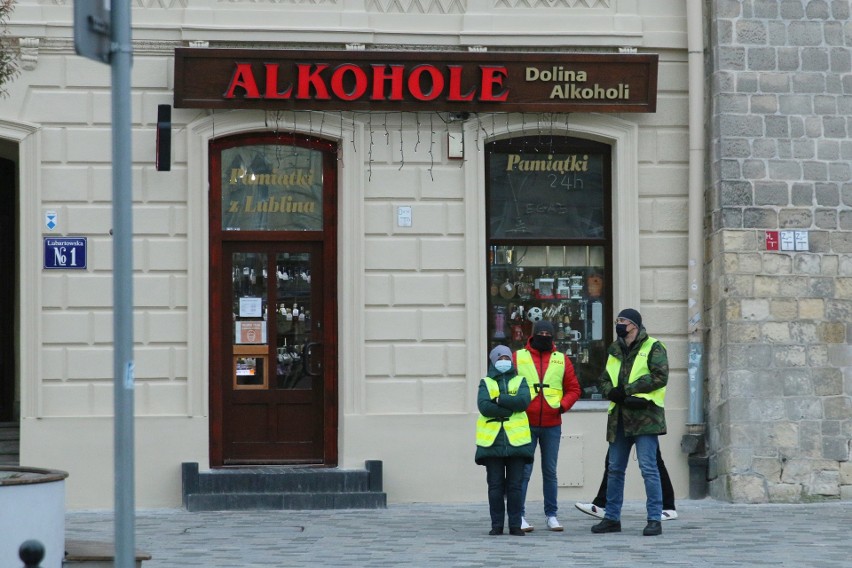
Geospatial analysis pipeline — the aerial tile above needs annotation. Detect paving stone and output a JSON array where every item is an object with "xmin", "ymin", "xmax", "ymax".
[{"xmin": 64, "ymin": 500, "xmax": 852, "ymax": 567}]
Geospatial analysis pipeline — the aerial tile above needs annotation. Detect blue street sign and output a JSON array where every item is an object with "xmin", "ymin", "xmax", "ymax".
[{"xmin": 44, "ymin": 237, "xmax": 88, "ymax": 269}]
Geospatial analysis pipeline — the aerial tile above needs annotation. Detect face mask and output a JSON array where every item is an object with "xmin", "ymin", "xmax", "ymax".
[
  {"xmin": 615, "ymin": 323, "xmax": 629, "ymax": 338},
  {"xmin": 494, "ymin": 359, "xmax": 513, "ymax": 373},
  {"xmin": 531, "ymin": 334, "xmax": 553, "ymax": 352}
]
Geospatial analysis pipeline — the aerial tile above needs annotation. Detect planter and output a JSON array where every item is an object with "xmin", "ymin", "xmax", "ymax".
[{"xmin": 0, "ymin": 466, "xmax": 68, "ymax": 568}]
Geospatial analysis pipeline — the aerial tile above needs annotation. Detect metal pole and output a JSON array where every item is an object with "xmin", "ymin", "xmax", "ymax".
[{"xmin": 111, "ymin": 1, "xmax": 135, "ymax": 566}]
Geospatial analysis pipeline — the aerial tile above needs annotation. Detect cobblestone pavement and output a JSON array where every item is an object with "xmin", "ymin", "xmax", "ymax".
[{"xmin": 65, "ymin": 499, "xmax": 851, "ymax": 567}]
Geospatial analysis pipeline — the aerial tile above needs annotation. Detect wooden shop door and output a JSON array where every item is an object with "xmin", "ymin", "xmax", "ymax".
[{"xmin": 209, "ymin": 133, "xmax": 338, "ymax": 466}]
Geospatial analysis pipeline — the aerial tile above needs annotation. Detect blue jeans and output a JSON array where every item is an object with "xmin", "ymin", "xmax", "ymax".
[
  {"xmin": 521, "ymin": 424, "xmax": 561, "ymax": 518},
  {"xmin": 604, "ymin": 421, "xmax": 662, "ymax": 522}
]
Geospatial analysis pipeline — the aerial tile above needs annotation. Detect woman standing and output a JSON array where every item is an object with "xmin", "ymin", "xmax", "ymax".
[{"xmin": 475, "ymin": 345, "xmax": 534, "ymax": 536}]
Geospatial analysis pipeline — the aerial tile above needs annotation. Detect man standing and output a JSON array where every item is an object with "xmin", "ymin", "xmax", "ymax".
[
  {"xmin": 514, "ymin": 320, "xmax": 581, "ymax": 532},
  {"xmin": 591, "ymin": 308, "xmax": 668, "ymax": 536}
]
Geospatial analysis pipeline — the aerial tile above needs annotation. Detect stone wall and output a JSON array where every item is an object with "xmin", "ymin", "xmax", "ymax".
[{"xmin": 707, "ymin": 0, "xmax": 852, "ymax": 502}]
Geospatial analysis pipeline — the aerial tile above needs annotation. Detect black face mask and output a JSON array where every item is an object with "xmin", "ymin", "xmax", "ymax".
[
  {"xmin": 531, "ymin": 334, "xmax": 553, "ymax": 352},
  {"xmin": 615, "ymin": 323, "xmax": 629, "ymax": 338}
]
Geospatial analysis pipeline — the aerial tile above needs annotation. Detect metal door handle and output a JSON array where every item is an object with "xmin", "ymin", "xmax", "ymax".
[{"xmin": 303, "ymin": 341, "xmax": 322, "ymax": 377}]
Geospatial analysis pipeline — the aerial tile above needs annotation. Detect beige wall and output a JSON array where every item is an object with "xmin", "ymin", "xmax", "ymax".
[{"xmin": 7, "ymin": 0, "xmax": 690, "ymax": 508}]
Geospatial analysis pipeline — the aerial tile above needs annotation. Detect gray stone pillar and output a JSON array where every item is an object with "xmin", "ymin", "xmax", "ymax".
[{"xmin": 707, "ymin": 0, "xmax": 852, "ymax": 503}]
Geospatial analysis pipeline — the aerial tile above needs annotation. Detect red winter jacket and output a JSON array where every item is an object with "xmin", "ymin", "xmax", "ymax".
[{"xmin": 513, "ymin": 339, "xmax": 581, "ymax": 428}]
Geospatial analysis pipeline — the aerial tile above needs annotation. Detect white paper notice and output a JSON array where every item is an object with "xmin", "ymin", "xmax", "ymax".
[{"xmin": 239, "ymin": 297, "xmax": 262, "ymax": 318}]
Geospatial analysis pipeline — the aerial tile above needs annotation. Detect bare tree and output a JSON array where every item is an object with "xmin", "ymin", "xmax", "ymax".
[{"xmin": 0, "ymin": 0, "xmax": 19, "ymax": 98}]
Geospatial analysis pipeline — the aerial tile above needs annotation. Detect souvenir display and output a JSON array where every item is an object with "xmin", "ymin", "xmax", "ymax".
[{"xmin": 487, "ymin": 245, "xmax": 608, "ymax": 400}]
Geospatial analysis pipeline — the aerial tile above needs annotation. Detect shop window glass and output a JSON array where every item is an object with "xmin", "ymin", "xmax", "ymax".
[
  {"xmin": 220, "ymin": 144, "xmax": 324, "ymax": 231},
  {"xmin": 486, "ymin": 136, "xmax": 612, "ymax": 400}
]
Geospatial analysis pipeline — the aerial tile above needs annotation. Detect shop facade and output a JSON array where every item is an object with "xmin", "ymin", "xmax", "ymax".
[{"xmin": 2, "ymin": 1, "xmax": 848, "ymax": 509}]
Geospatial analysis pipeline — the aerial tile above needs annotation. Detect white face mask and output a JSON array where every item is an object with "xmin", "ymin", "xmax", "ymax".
[{"xmin": 494, "ymin": 359, "xmax": 513, "ymax": 373}]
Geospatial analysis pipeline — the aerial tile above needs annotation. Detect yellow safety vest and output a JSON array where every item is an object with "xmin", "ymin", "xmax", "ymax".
[
  {"xmin": 606, "ymin": 336, "xmax": 666, "ymax": 412},
  {"xmin": 476, "ymin": 376, "xmax": 532, "ymax": 447},
  {"xmin": 516, "ymin": 349, "xmax": 565, "ymax": 409}
]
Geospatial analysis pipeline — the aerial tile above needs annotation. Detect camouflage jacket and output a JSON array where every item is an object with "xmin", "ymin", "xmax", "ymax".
[{"xmin": 596, "ymin": 329, "xmax": 668, "ymax": 442}]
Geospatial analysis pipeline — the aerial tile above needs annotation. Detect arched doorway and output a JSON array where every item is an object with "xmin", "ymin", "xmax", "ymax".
[{"xmin": 207, "ymin": 132, "xmax": 339, "ymax": 466}]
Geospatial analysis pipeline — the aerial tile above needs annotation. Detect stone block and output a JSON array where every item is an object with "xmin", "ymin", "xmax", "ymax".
[
  {"xmin": 781, "ymin": 459, "xmax": 814, "ymax": 484},
  {"xmin": 768, "ymin": 483, "xmax": 802, "ymax": 503},
  {"xmin": 830, "ymin": 161, "xmax": 851, "ymax": 182},
  {"xmin": 831, "ymin": 232, "xmax": 852, "ymax": 253},
  {"xmin": 752, "ymin": 457, "xmax": 782, "ymax": 483},
  {"xmin": 761, "ymin": 254, "xmax": 792, "ymax": 275},
  {"xmin": 815, "ymin": 208, "xmax": 838, "ymax": 229},
  {"xmin": 727, "ymin": 343, "xmax": 772, "ymax": 370},
  {"xmin": 808, "ymin": 344, "xmax": 829, "ymax": 366},
  {"xmin": 391, "ymin": 344, "xmax": 447, "ymax": 377},
  {"xmin": 841, "ymin": 485, "xmax": 852, "ymax": 501},
  {"xmin": 774, "ymin": 344, "xmax": 807, "ymax": 367},
  {"xmin": 811, "ymin": 367, "xmax": 843, "ymax": 396},
  {"xmin": 364, "ymin": 309, "xmax": 419, "ymax": 341},
  {"xmin": 840, "ymin": 462, "xmax": 852, "ymax": 484},
  {"xmin": 817, "ymin": 321, "xmax": 845, "ymax": 343},
  {"xmin": 788, "ymin": 21, "xmax": 824, "ymax": 46},
  {"xmin": 743, "ymin": 208, "xmax": 779, "ymax": 229},
  {"xmin": 779, "ymin": 276, "xmax": 809, "ymax": 297},
  {"xmin": 807, "ymin": 470, "xmax": 840, "ymax": 497},
  {"xmin": 809, "ymin": 230, "xmax": 834, "ymax": 253},
  {"xmin": 809, "ymin": 277, "xmax": 835, "ymax": 298},
  {"xmin": 754, "ymin": 274, "xmax": 781, "ymax": 296},
  {"xmin": 754, "ymin": 181, "xmax": 789, "ymax": 205},
  {"xmin": 365, "ymin": 239, "xmax": 419, "ymax": 270},
  {"xmin": 798, "ymin": 298, "xmax": 825, "ymax": 320},
  {"xmin": 822, "ymin": 438, "xmax": 850, "ymax": 462},
  {"xmin": 741, "ymin": 298, "xmax": 770, "ymax": 320},
  {"xmin": 769, "ymin": 298, "xmax": 798, "ymax": 319},
  {"xmin": 816, "ymin": 183, "xmax": 840, "ymax": 206},
  {"xmin": 722, "ymin": 230, "xmax": 758, "ymax": 252},
  {"xmin": 779, "ymin": 208, "xmax": 813, "ymax": 228},
  {"xmin": 768, "ymin": 160, "xmax": 802, "ymax": 180},
  {"xmin": 764, "ymin": 421, "xmax": 799, "ymax": 449},
  {"xmin": 791, "ymin": 182, "xmax": 814, "ymax": 205},
  {"xmin": 801, "ymin": 47, "xmax": 829, "ymax": 71},
  {"xmin": 822, "ymin": 420, "xmax": 841, "ymax": 437},
  {"xmin": 793, "ymin": 253, "xmax": 822, "ymax": 275},
  {"xmin": 729, "ymin": 474, "xmax": 768, "ymax": 503},
  {"xmin": 785, "ymin": 397, "xmax": 824, "ymax": 420},
  {"xmin": 823, "ymin": 396, "xmax": 852, "ymax": 420},
  {"xmin": 827, "ymin": 344, "xmax": 852, "ymax": 367},
  {"xmin": 762, "ymin": 321, "xmax": 792, "ymax": 343},
  {"xmin": 759, "ymin": 73, "xmax": 790, "ymax": 94},
  {"xmin": 805, "ymin": 161, "xmax": 829, "ymax": 182},
  {"xmin": 727, "ymin": 322, "xmax": 761, "ymax": 343},
  {"xmin": 420, "ymin": 238, "xmax": 464, "ymax": 270}
]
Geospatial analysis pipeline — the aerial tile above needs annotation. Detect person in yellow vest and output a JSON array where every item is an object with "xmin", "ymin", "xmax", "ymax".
[
  {"xmin": 514, "ymin": 320, "xmax": 581, "ymax": 532},
  {"xmin": 475, "ymin": 345, "xmax": 534, "ymax": 536},
  {"xmin": 590, "ymin": 308, "xmax": 669, "ymax": 537}
]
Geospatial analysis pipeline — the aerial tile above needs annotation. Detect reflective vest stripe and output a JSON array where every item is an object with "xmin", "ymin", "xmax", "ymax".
[
  {"xmin": 516, "ymin": 349, "xmax": 564, "ymax": 409},
  {"xmin": 606, "ymin": 336, "xmax": 666, "ymax": 412},
  {"xmin": 476, "ymin": 376, "xmax": 532, "ymax": 447}
]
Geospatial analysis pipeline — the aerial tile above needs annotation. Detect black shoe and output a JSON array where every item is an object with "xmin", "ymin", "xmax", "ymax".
[
  {"xmin": 508, "ymin": 527, "xmax": 525, "ymax": 536},
  {"xmin": 591, "ymin": 518, "xmax": 622, "ymax": 533},
  {"xmin": 489, "ymin": 527, "xmax": 503, "ymax": 536},
  {"xmin": 643, "ymin": 520, "xmax": 662, "ymax": 536}
]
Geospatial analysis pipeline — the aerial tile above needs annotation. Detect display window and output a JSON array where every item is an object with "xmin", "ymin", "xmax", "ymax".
[{"xmin": 486, "ymin": 136, "xmax": 612, "ymax": 400}]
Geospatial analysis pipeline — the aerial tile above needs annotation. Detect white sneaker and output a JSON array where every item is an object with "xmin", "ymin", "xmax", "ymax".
[
  {"xmin": 574, "ymin": 502, "xmax": 605, "ymax": 519},
  {"xmin": 520, "ymin": 517, "xmax": 534, "ymax": 532},
  {"xmin": 662, "ymin": 509, "xmax": 678, "ymax": 521},
  {"xmin": 546, "ymin": 516, "xmax": 563, "ymax": 531}
]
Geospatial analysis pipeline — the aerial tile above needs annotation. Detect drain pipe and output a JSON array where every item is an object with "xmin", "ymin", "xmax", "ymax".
[{"xmin": 682, "ymin": 0, "xmax": 708, "ymax": 499}]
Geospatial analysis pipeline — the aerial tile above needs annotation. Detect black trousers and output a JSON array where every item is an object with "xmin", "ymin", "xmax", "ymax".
[
  {"xmin": 484, "ymin": 456, "xmax": 526, "ymax": 529},
  {"xmin": 592, "ymin": 446, "xmax": 676, "ymax": 510}
]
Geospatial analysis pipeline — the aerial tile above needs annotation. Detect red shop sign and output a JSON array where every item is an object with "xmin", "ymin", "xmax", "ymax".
[{"xmin": 174, "ymin": 48, "xmax": 658, "ymax": 113}]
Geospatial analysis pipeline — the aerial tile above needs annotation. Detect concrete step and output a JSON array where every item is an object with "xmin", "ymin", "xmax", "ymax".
[
  {"xmin": 182, "ymin": 461, "xmax": 386, "ymax": 512},
  {"xmin": 0, "ymin": 423, "xmax": 19, "ymax": 466},
  {"xmin": 185, "ymin": 491, "xmax": 387, "ymax": 512}
]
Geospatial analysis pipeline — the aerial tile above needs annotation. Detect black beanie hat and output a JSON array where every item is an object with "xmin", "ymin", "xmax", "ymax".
[
  {"xmin": 617, "ymin": 308, "xmax": 642, "ymax": 329},
  {"xmin": 532, "ymin": 320, "xmax": 555, "ymax": 335}
]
